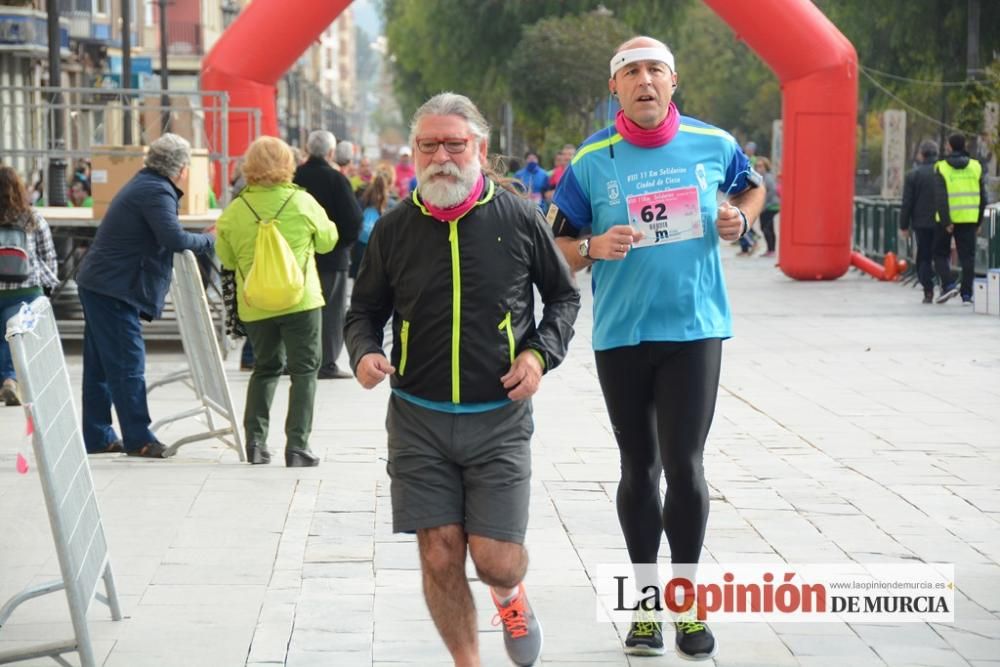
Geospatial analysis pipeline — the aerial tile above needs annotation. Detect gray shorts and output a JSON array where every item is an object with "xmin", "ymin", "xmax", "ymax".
[{"xmin": 385, "ymin": 394, "xmax": 533, "ymax": 543}]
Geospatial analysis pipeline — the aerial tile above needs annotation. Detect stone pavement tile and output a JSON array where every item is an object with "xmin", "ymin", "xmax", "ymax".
[
  {"xmin": 291, "ymin": 626, "xmax": 373, "ymax": 652},
  {"xmin": 373, "ymin": 638, "xmax": 458, "ymax": 664},
  {"xmin": 553, "ymin": 462, "xmax": 620, "ymax": 483},
  {"xmin": 711, "ymin": 640, "xmax": 799, "ymax": 666},
  {"xmin": 780, "ymin": 631, "xmax": 882, "ymax": 659},
  {"xmin": 286, "ymin": 650, "xmax": 372, "ymax": 667},
  {"xmin": 954, "ymin": 564, "xmax": 1000, "ymax": 613},
  {"xmin": 375, "ymin": 618, "xmax": 437, "ymax": 641},
  {"xmin": 770, "ymin": 621, "xmax": 859, "ymax": 636},
  {"xmin": 935, "ymin": 460, "xmax": 1000, "ymax": 485},
  {"xmin": 295, "ymin": 597, "xmax": 372, "ymax": 633},
  {"xmin": 867, "ymin": 646, "xmax": 975, "ymax": 667},
  {"xmin": 314, "ymin": 487, "xmax": 381, "ymax": 513},
  {"xmin": 947, "ymin": 485, "xmax": 1000, "ymax": 514},
  {"xmin": 794, "ymin": 658, "xmax": 889, "ymax": 667},
  {"xmin": 151, "ymin": 559, "xmax": 274, "ymax": 586},
  {"xmin": 890, "ymin": 532, "xmax": 993, "ymax": 565},
  {"xmin": 0, "ymin": 639, "xmax": 115, "ymax": 667},
  {"xmin": 310, "ymin": 509, "xmax": 377, "ymax": 537},
  {"xmin": 571, "ymin": 447, "xmax": 620, "ymax": 465},
  {"xmin": 374, "ymin": 540, "xmax": 421, "ymax": 570},
  {"xmin": 851, "ymin": 623, "xmax": 967, "ymax": 666},
  {"xmin": 953, "ymin": 592, "xmax": 1000, "ymax": 623},
  {"xmin": 247, "ymin": 600, "xmax": 295, "ymax": 664},
  {"xmin": 935, "ymin": 622, "xmax": 1000, "ymax": 662},
  {"xmin": 804, "ymin": 515, "xmax": 904, "ymax": 554},
  {"xmin": 302, "ymin": 560, "xmax": 374, "ymax": 581},
  {"xmin": 300, "ymin": 573, "xmax": 375, "ymax": 597},
  {"xmin": 721, "ymin": 488, "xmax": 797, "ymax": 512},
  {"xmin": 574, "ymin": 547, "xmax": 633, "ymax": 571},
  {"xmin": 106, "ymin": 621, "xmax": 253, "ymax": 662},
  {"xmin": 168, "ymin": 521, "xmax": 283, "ymax": 549},
  {"xmin": 138, "ymin": 582, "xmax": 264, "ymax": 607},
  {"xmin": 304, "ymin": 537, "xmax": 373, "ymax": 563}
]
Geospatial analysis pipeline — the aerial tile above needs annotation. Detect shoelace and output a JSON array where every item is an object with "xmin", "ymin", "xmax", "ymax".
[
  {"xmin": 676, "ymin": 618, "xmax": 707, "ymax": 634},
  {"xmin": 493, "ymin": 603, "xmax": 529, "ymax": 638},
  {"xmin": 631, "ymin": 620, "xmax": 660, "ymax": 637}
]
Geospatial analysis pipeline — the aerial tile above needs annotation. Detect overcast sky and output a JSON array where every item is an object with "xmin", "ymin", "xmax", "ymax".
[{"xmin": 352, "ymin": 0, "xmax": 382, "ymax": 37}]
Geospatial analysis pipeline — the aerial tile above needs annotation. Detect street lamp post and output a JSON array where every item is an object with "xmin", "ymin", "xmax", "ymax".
[
  {"xmin": 45, "ymin": 0, "xmax": 67, "ymax": 206},
  {"xmin": 122, "ymin": 0, "xmax": 132, "ymax": 143},
  {"xmin": 159, "ymin": 0, "xmax": 170, "ymax": 133}
]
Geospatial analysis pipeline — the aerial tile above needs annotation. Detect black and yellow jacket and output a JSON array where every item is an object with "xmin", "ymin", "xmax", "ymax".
[{"xmin": 345, "ymin": 177, "xmax": 580, "ymax": 405}]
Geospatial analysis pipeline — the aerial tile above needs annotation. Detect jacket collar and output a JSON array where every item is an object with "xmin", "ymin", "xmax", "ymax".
[{"xmin": 141, "ymin": 167, "xmax": 184, "ymax": 198}]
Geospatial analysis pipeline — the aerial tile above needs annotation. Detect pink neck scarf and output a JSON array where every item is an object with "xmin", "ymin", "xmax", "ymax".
[
  {"xmin": 615, "ymin": 102, "xmax": 680, "ymax": 148},
  {"xmin": 420, "ymin": 173, "xmax": 485, "ymax": 222}
]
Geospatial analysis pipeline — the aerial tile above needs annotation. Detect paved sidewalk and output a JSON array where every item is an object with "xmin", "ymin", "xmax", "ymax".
[{"xmin": 1, "ymin": 251, "xmax": 998, "ymax": 667}]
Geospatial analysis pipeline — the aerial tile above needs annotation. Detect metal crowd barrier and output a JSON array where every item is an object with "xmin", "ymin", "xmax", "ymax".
[
  {"xmin": 147, "ymin": 250, "xmax": 245, "ymax": 460},
  {"xmin": 852, "ymin": 197, "xmax": 1000, "ymax": 279},
  {"xmin": 0, "ymin": 297, "xmax": 123, "ymax": 667}
]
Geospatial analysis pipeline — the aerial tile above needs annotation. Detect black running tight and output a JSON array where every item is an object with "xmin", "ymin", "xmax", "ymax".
[{"xmin": 595, "ymin": 338, "xmax": 722, "ymax": 565}]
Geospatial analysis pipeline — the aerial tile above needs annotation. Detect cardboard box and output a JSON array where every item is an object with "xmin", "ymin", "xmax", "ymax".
[
  {"xmin": 179, "ymin": 148, "xmax": 210, "ymax": 216},
  {"xmin": 988, "ymin": 269, "xmax": 1000, "ymax": 316},
  {"xmin": 974, "ymin": 278, "xmax": 988, "ymax": 314},
  {"xmin": 90, "ymin": 146, "xmax": 210, "ymax": 219},
  {"xmin": 91, "ymin": 146, "xmax": 147, "ymax": 219}
]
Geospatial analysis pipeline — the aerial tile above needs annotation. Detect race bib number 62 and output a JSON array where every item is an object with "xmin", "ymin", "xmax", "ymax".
[{"xmin": 626, "ymin": 186, "xmax": 703, "ymax": 248}]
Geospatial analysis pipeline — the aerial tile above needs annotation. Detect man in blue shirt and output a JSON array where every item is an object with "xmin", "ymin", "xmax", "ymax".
[{"xmin": 550, "ymin": 35, "xmax": 764, "ymax": 661}]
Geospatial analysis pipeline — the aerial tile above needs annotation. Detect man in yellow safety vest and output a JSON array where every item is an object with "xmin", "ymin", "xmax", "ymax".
[{"xmin": 932, "ymin": 133, "xmax": 987, "ymax": 305}]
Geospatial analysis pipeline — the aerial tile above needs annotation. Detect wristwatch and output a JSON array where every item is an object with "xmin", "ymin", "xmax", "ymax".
[{"xmin": 576, "ymin": 236, "xmax": 600, "ymax": 262}]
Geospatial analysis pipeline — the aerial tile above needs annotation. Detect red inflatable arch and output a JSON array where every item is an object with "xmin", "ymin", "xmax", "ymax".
[
  {"xmin": 203, "ymin": 0, "xmax": 857, "ymax": 280},
  {"xmin": 201, "ymin": 0, "xmax": 353, "ymax": 184}
]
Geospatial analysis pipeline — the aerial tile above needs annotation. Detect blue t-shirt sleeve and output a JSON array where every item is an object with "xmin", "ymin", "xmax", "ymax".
[
  {"xmin": 722, "ymin": 146, "xmax": 752, "ymax": 196},
  {"xmin": 551, "ymin": 165, "xmax": 591, "ymax": 231}
]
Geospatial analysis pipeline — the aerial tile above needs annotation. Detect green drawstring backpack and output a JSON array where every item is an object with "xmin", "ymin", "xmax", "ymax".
[{"xmin": 238, "ymin": 193, "xmax": 306, "ymax": 311}]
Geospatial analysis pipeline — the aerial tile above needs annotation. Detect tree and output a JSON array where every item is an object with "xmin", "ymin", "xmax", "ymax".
[
  {"xmin": 508, "ymin": 11, "xmax": 633, "ymax": 151},
  {"xmin": 665, "ymin": 3, "xmax": 779, "ymax": 150},
  {"xmin": 381, "ymin": 0, "xmax": 689, "ymax": 148}
]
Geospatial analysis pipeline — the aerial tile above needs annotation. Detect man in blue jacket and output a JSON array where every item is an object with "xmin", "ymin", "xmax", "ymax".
[
  {"xmin": 514, "ymin": 151, "xmax": 550, "ymax": 209},
  {"xmin": 75, "ymin": 134, "xmax": 215, "ymax": 458}
]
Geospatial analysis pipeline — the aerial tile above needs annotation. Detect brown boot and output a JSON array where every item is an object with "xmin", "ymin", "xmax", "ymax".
[{"xmin": 1, "ymin": 379, "xmax": 21, "ymax": 406}]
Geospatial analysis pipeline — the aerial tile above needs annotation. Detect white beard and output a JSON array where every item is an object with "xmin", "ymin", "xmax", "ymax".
[{"xmin": 417, "ymin": 155, "xmax": 481, "ymax": 208}]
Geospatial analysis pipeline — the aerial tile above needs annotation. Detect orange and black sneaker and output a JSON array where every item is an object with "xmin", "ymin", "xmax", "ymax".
[{"xmin": 491, "ymin": 583, "xmax": 543, "ymax": 666}]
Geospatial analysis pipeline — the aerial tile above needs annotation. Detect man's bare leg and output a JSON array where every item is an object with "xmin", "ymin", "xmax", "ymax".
[
  {"xmin": 417, "ymin": 524, "xmax": 479, "ymax": 666},
  {"xmin": 468, "ymin": 534, "xmax": 528, "ymax": 594}
]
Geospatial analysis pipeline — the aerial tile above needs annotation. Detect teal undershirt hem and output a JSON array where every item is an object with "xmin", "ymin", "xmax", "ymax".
[{"xmin": 393, "ymin": 389, "xmax": 510, "ymax": 414}]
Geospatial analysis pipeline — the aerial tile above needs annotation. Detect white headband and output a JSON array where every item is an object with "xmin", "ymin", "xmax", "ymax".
[{"xmin": 609, "ymin": 47, "xmax": 676, "ymax": 78}]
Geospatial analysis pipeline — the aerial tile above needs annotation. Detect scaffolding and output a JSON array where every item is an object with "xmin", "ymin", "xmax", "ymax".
[
  {"xmin": 0, "ymin": 84, "xmax": 262, "ymax": 207},
  {"xmin": 0, "ymin": 85, "xmax": 262, "ymax": 345}
]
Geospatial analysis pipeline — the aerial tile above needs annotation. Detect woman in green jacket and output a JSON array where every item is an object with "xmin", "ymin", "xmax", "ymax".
[{"xmin": 216, "ymin": 136, "xmax": 339, "ymax": 467}]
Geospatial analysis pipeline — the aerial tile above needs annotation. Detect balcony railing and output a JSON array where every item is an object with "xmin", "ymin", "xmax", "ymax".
[
  {"xmin": 166, "ymin": 21, "xmax": 202, "ymax": 56},
  {"xmin": 64, "ymin": 10, "xmax": 92, "ymax": 40}
]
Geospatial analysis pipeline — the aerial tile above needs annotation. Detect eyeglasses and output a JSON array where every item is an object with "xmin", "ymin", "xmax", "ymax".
[{"xmin": 415, "ymin": 137, "xmax": 473, "ymax": 155}]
